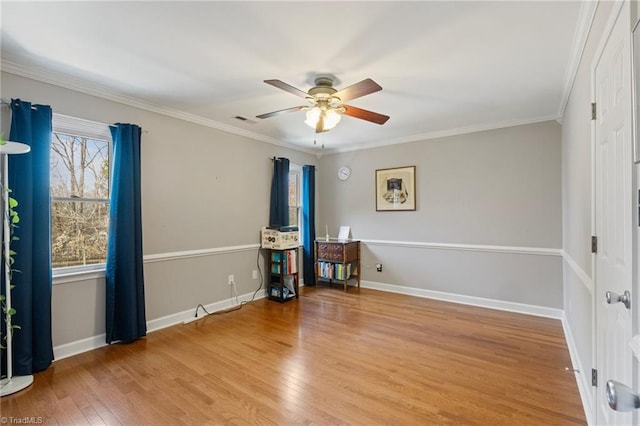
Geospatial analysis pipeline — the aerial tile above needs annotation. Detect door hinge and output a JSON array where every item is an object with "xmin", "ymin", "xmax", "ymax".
[
  {"xmin": 591, "ymin": 102, "xmax": 597, "ymax": 120},
  {"xmin": 592, "ymin": 368, "xmax": 598, "ymax": 387},
  {"xmin": 591, "ymin": 236, "xmax": 598, "ymax": 254}
]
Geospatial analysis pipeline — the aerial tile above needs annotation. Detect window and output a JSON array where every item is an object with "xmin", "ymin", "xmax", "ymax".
[
  {"xmin": 51, "ymin": 115, "xmax": 111, "ymax": 271},
  {"xmin": 289, "ymin": 163, "xmax": 302, "ymax": 238}
]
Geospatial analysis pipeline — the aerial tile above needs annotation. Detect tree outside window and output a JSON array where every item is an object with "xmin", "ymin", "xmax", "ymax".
[{"xmin": 50, "ymin": 132, "xmax": 110, "ymax": 268}]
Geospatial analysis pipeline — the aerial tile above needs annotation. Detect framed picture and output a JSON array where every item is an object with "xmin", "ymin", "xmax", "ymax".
[
  {"xmin": 375, "ymin": 166, "xmax": 416, "ymax": 211},
  {"xmin": 633, "ymin": 19, "xmax": 640, "ymax": 163}
]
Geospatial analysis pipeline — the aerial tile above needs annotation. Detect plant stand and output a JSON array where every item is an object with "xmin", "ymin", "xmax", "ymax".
[{"xmin": 0, "ymin": 141, "xmax": 33, "ymax": 397}]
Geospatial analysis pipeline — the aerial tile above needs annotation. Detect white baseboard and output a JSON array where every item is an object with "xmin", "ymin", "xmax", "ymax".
[
  {"xmin": 561, "ymin": 314, "xmax": 594, "ymax": 425},
  {"xmin": 53, "ymin": 334, "xmax": 108, "ymax": 361},
  {"xmin": 360, "ymin": 280, "xmax": 564, "ymax": 319},
  {"xmin": 53, "ymin": 289, "xmax": 267, "ymax": 361},
  {"xmin": 151, "ymin": 289, "xmax": 267, "ymax": 329}
]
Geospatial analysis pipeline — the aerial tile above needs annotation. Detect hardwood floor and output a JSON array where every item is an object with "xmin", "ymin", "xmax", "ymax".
[{"xmin": 1, "ymin": 287, "xmax": 586, "ymax": 425}]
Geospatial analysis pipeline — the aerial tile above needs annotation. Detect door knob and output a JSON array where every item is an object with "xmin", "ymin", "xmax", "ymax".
[
  {"xmin": 606, "ymin": 290, "xmax": 631, "ymax": 309},
  {"xmin": 607, "ymin": 380, "xmax": 640, "ymax": 411}
]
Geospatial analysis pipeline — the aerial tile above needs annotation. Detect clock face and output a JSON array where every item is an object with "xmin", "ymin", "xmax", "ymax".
[{"xmin": 338, "ymin": 166, "xmax": 351, "ymax": 181}]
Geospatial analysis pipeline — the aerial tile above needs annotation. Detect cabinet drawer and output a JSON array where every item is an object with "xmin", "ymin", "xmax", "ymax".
[
  {"xmin": 316, "ymin": 241, "xmax": 360, "ymax": 263},
  {"xmin": 316, "ymin": 242, "xmax": 344, "ymax": 261},
  {"xmin": 317, "ymin": 242, "xmax": 343, "ymax": 252}
]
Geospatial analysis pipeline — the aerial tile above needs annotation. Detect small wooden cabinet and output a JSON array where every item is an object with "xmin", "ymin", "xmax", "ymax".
[
  {"xmin": 268, "ymin": 248, "xmax": 299, "ymax": 302},
  {"xmin": 315, "ymin": 240, "xmax": 360, "ymax": 292}
]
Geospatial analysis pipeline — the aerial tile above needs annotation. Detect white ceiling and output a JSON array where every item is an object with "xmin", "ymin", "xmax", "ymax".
[{"xmin": 1, "ymin": 1, "xmax": 588, "ymax": 153}]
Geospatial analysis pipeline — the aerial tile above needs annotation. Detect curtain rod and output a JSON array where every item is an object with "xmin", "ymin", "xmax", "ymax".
[
  {"xmin": 1, "ymin": 98, "xmax": 46, "ymax": 111},
  {"xmin": 2, "ymin": 99, "xmax": 148, "ymax": 134},
  {"xmin": 110, "ymin": 123, "xmax": 149, "ymax": 134}
]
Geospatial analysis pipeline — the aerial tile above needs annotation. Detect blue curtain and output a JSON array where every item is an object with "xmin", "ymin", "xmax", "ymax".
[
  {"xmin": 269, "ymin": 157, "xmax": 289, "ymax": 228},
  {"xmin": 0, "ymin": 99, "xmax": 54, "ymax": 375},
  {"xmin": 302, "ymin": 165, "xmax": 316, "ymax": 285},
  {"xmin": 105, "ymin": 123, "xmax": 146, "ymax": 344}
]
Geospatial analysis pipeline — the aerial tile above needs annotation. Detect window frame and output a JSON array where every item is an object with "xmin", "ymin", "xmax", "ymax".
[
  {"xmin": 289, "ymin": 163, "xmax": 303, "ymax": 245},
  {"xmin": 51, "ymin": 114, "xmax": 112, "ymax": 280}
]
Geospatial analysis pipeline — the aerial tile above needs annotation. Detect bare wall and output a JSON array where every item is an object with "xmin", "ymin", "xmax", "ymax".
[{"xmin": 319, "ymin": 121, "xmax": 563, "ymax": 308}]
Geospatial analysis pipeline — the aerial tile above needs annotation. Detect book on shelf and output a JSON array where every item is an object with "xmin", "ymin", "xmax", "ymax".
[
  {"xmin": 316, "ymin": 261, "xmax": 352, "ymax": 280},
  {"xmin": 316, "ymin": 261, "xmax": 332, "ymax": 279},
  {"xmin": 271, "ymin": 248, "xmax": 298, "ymax": 275},
  {"xmin": 335, "ymin": 263, "xmax": 351, "ymax": 280},
  {"xmin": 286, "ymin": 249, "xmax": 297, "ymax": 274}
]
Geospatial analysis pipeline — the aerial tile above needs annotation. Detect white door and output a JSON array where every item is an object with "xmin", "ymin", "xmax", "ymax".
[{"xmin": 594, "ymin": 1, "xmax": 634, "ymax": 425}]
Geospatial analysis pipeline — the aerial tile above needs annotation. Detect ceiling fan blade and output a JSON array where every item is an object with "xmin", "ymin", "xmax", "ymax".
[
  {"xmin": 256, "ymin": 105, "xmax": 306, "ymax": 119},
  {"xmin": 264, "ymin": 79, "xmax": 309, "ymax": 99},
  {"xmin": 333, "ymin": 78, "xmax": 382, "ymax": 102},
  {"xmin": 342, "ymin": 105, "xmax": 390, "ymax": 125}
]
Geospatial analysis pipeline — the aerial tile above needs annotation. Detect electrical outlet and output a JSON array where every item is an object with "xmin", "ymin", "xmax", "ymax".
[
  {"xmin": 252, "ymin": 270, "xmax": 258, "ymax": 280},
  {"xmin": 376, "ymin": 263, "xmax": 382, "ymax": 272},
  {"xmin": 228, "ymin": 274, "xmax": 234, "ymax": 285}
]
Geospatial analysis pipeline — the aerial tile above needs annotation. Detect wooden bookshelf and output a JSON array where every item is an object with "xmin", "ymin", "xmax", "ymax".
[
  {"xmin": 268, "ymin": 248, "xmax": 299, "ymax": 302},
  {"xmin": 314, "ymin": 240, "xmax": 360, "ymax": 292}
]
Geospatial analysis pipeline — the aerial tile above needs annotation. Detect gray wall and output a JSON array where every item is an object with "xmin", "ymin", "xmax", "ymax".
[
  {"xmin": 318, "ymin": 121, "xmax": 563, "ymax": 308},
  {"xmin": 1, "ymin": 72, "xmax": 318, "ymax": 350}
]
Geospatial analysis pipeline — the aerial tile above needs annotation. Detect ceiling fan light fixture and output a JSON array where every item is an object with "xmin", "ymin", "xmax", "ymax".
[
  {"xmin": 304, "ymin": 107, "xmax": 341, "ymax": 131},
  {"xmin": 304, "ymin": 107, "xmax": 321, "ymax": 128},
  {"xmin": 323, "ymin": 108, "xmax": 341, "ymax": 130}
]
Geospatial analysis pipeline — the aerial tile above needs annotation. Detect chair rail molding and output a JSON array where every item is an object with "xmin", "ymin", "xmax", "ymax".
[{"xmin": 361, "ymin": 239, "xmax": 562, "ymax": 257}]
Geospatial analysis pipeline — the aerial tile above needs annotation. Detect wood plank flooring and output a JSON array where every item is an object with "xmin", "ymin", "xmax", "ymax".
[{"xmin": 1, "ymin": 287, "xmax": 586, "ymax": 425}]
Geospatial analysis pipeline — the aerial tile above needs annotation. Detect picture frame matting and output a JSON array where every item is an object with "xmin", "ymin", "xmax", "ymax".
[{"xmin": 375, "ymin": 166, "xmax": 416, "ymax": 211}]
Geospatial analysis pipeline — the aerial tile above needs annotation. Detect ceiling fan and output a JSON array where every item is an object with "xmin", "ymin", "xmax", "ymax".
[{"xmin": 256, "ymin": 76, "xmax": 390, "ymax": 133}]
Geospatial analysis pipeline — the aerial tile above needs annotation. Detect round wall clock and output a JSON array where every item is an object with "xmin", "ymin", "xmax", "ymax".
[{"xmin": 338, "ymin": 166, "xmax": 351, "ymax": 181}]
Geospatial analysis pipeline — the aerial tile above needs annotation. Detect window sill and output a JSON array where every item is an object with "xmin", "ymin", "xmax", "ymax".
[{"xmin": 53, "ymin": 264, "xmax": 106, "ymax": 285}]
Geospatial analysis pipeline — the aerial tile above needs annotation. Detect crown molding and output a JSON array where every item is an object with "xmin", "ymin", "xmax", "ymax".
[
  {"xmin": 557, "ymin": 0, "xmax": 598, "ymax": 119},
  {"xmin": 324, "ymin": 114, "xmax": 561, "ymax": 155},
  {"xmin": 1, "ymin": 60, "xmax": 319, "ymax": 156},
  {"xmin": 2, "ymin": 58, "xmax": 567, "ymax": 158}
]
